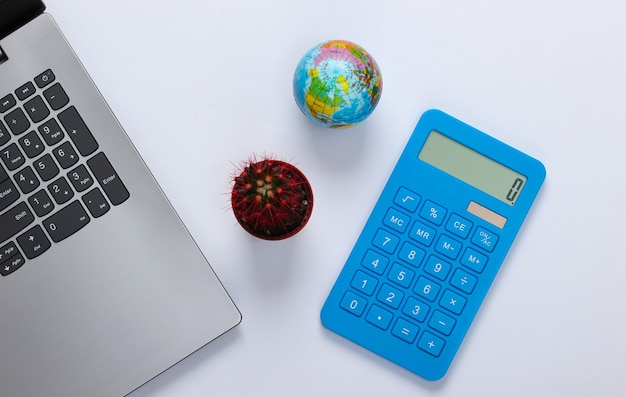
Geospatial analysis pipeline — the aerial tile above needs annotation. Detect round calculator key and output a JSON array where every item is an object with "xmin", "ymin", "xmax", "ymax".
[
  {"xmin": 414, "ymin": 276, "xmax": 441, "ymax": 302},
  {"xmin": 429, "ymin": 310, "xmax": 456, "ymax": 336},
  {"xmin": 339, "ymin": 291, "xmax": 367, "ymax": 317},
  {"xmin": 461, "ymin": 247, "xmax": 488, "ymax": 273},
  {"xmin": 445, "ymin": 213, "xmax": 473, "ymax": 239},
  {"xmin": 394, "ymin": 187, "xmax": 420, "ymax": 212},
  {"xmin": 365, "ymin": 305, "xmax": 393, "ymax": 330},
  {"xmin": 402, "ymin": 297, "xmax": 430, "ymax": 323},
  {"xmin": 450, "ymin": 268, "xmax": 478, "ymax": 294},
  {"xmin": 392, "ymin": 318, "xmax": 419, "ymax": 343},
  {"xmin": 372, "ymin": 229, "xmax": 400, "ymax": 254},
  {"xmin": 439, "ymin": 289, "xmax": 467, "ymax": 315},
  {"xmin": 471, "ymin": 227, "xmax": 499, "ymax": 252},
  {"xmin": 418, "ymin": 331, "xmax": 445, "ymax": 357},
  {"xmin": 383, "ymin": 207, "xmax": 411, "ymax": 233},
  {"xmin": 351, "ymin": 270, "xmax": 378, "ymax": 296},
  {"xmin": 419, "ymin": 200, "xmax": 447, "ymax": 226},
  {"xmin": 361, "ymin": 249, "xmax": 389, "ymax": 275}
]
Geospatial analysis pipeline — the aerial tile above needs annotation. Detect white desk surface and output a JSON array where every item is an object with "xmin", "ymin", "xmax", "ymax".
[{"xmin": 48, "ymin": 0, "xmax": 626, "ymax": 395}]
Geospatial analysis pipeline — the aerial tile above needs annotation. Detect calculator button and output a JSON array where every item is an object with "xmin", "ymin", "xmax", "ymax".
[
  {"xmin": 423, "ymin": 256, "xmax": 451, "ymax": 281},
  {"xmin": 383, "ymin": 207, "xmax": 411, "ymax": 234},
  {"xmin": 394, "ymin": 187, "xmax": 420, "ymax": 212},
  {"xmin": 372, "ymin": 229, "xmax": 400, "ymax": 254},
  {"xmin": 450, "ymin": 268, "xmax": 478, "ymax": 294},
  {"xmin": 414, "ymin": 276, "xmax": 441, "ymax": 302},
  {"xmin": 366, "ymin": 305, "xmax": 393, "ymax": 330},
  {"xmin": 392, "ymin": 318, "xmax": 419, "ymax": 343},
  {"xmin": 471, "ymin": 227, "xmax": 499, "ymax": 252},
  {"xmin": 434, "ymin": 234, "xmax": 462, "ymax": 259},
  {"xmin": 351, "ymin": 271, "xmax": 378, "ymax": 296},
  {"xmin": 387, "ymin": 262, "xmax": 415, "ymax": 288},
  {"xmin": 402, "ymin": 297, "xmax": 430, "ymax": 322},
  {"xmin": 418, "ymin": 331, "xmax": 445, "ymax": 357},
  {"xmin": 377, "ymin": 283, "xmax": 404, "ymax": 309},
  {"xmin": 461, "ymin": 247, "xmax": 488, "ymax": 273},
  {"xmin": 361, "ymin": 249, "xmax": 389, "ymax": 275},
  {"xmin": 340, "ymin": 291, "xmax": 367, "ymax": 317},
  {"xmin": 445, "ymin": 213, "xmax": 473, "ymax": 239},
  {"xmin": 420, "ymin": 200, "xmax": 446, "ymax": 225},
  {"xmin": 4, "ymin": 107, "xmax": 30, "ymax": 135},
  {"xmin": 439, "ymin": 290, "xmax": 467, "ymax": 315},
  {"xmin": 397, "ymin": 242, "xmax": 425, "ymax": 268},
  {"xmin": 409, "ymin": 221, "xmax": 436, "ymax": 246},
  {"xmin": 429, "ymin": 311, "xmax": 456, "ymax": 336}
]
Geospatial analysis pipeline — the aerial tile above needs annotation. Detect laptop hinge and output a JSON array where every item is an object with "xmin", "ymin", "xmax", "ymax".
[{"xmin": 0, "ymin": 0, "xmax": 46, "ymax": 40}]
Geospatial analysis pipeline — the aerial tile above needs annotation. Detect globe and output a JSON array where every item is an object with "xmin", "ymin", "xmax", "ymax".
[{"xmin": 293, "ymin": 40, "xmax": 382, "ymax": 128}]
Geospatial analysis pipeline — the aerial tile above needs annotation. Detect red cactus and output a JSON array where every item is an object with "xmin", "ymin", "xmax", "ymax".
[{"xmin": 230, "ymin": 155, "xmax": 314, "ymax": 240}]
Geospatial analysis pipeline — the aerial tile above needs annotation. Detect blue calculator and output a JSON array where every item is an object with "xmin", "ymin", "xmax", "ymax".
[{"xmin": 321, "ymin": 109, "xmax": 545, "ymax": 380}]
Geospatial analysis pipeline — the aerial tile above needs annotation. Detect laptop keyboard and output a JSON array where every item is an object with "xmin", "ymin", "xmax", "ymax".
[{"xmin": 0, "ymin": 69, "xmax": 129, "ymax": 276}]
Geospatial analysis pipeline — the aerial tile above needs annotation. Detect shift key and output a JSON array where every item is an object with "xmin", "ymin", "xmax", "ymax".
[
  {"xmin": 87, "ymin": 152, "xmax": 130, "ymax": 205},
  {"xmin": 0, "ymin": 202, "xmax": 35, "ymax": 244}
]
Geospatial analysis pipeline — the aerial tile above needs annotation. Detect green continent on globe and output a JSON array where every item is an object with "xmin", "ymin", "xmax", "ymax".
[{"xmin": 293, "ymin": 40, "xmax": 382, "ymax": 128}]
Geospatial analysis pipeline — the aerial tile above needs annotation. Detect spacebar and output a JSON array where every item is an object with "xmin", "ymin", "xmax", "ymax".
[{"xmin": 42, "ymin": 201, "xmax": 91, "ymax": 243}]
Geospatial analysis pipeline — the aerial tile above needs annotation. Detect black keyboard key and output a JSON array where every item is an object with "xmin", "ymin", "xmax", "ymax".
[
  {"xmin": 38, "ymin": 118, "xmax": 64, "ymax": 146},
  {"xmin": 0, "ymin": 94, "xmax": 16, "ymax": 113},
  {"xmin": 35, "ymin": 69, "xmax": 55, "ymax": 88},
  {"xmin": 0, "ymin": 162, "xmax": 6, "ymax": 183},
  {"xmin": 17, "ymin": 225, "xmax": 51, "ymax": 259},
  {"xmin": 43, "ymin": 83, "xmax": 69, "ymax": 111},
  {"xmin": 0, "ymin": 120, "xmax": 10, "ymax": 146},
  {"xmin": 0, "ymin": 202, "xmax": 35, "ymax": 244},
  {"xmin": 43, "ymin": 200, "xmax": 90, "ymax": 243},
  {"xmin": 24, "ymin": 95, "xmax": 50, "ymax": 124},
  {"xmin": 87, "ymin": 152, "xmax": 129, "ymax": 205},
  {"xmin": 15, "ymin": 81, "xmax": 36, "ymax": 100},
  {"xmin": 18, "ymin": 130, "xmax": 45, "ymax": 158},
  {"xmin": 0, "ymin": 241, "xmax": 19, "ymax": 263},
  {"xmin": 4, "ymin": 107, "xmax": 30, "ymax": 135},
  {"xmin": 52, "ymin": 141, "xmax": 79, "ymax": 169},
  {"xmin": 67, "ymin": 164, "xmax": 94, "ymax": 192},
  {"xmin": 13, "ymin": 166, "xmax": 40, "ymax": 194},
  {"xmin": 1, "ymin": 142, "xmax": 25, "ymax": 171},
  {"xmin": 82, "ymin": 188, "xmax": 110, "ymax": 218},
  {"xmin": 0, "ymin": 252, "xmax": 25, "ymax": 276},
  {"xmin": 28, "ymin": 189, "xmax": 55, "ymax": 217},
  {"xmin": 48, "ymin": 176, "xmax": 74, "ymax": 205},
  {"xmin": 58, "ymin": 106, "xmax": 98, "ymax": 156},
  {"xmin": 33, "ymin": 153, "xmax": 59, "ymax": 181},
  {"xmin": 0, "ymin": 178, "xmax": 19, "ymax": 211}
]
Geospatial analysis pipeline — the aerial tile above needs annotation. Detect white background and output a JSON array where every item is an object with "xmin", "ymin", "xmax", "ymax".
[{"xmin": 47, "ymin": 0, "xmax": 626, "ymax": 396}]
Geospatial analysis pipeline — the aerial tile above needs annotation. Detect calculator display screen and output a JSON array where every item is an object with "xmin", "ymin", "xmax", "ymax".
[{"xmin": 418, "ymin": 130, "xmax": 527, "ymax": 205}]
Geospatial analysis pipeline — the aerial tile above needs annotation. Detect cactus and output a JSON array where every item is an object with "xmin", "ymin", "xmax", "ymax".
[{"xmin": 230, "ymin": 155, "xmax": 314, "ymax": 240}]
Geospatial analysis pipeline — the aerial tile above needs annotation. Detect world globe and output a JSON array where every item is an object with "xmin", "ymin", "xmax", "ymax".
[{"xmin": 293, "ymin": 40, "xmax": 382, "ymax": 128}]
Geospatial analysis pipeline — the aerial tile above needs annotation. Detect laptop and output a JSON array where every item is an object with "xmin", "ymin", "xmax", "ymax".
[{"xmin": 0, "ymin": 1, "xmax": 241, "ymax": 396}]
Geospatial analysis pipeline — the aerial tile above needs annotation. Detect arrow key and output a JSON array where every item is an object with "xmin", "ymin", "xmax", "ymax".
[{"xmin": 17, "ymin": 225, "xmax": 51, "ymax": 259}]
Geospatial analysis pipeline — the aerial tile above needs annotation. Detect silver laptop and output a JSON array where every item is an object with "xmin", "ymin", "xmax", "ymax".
[{"xmin": 0, "ymin": 1, "xmax": 241, "ymax": 395}]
